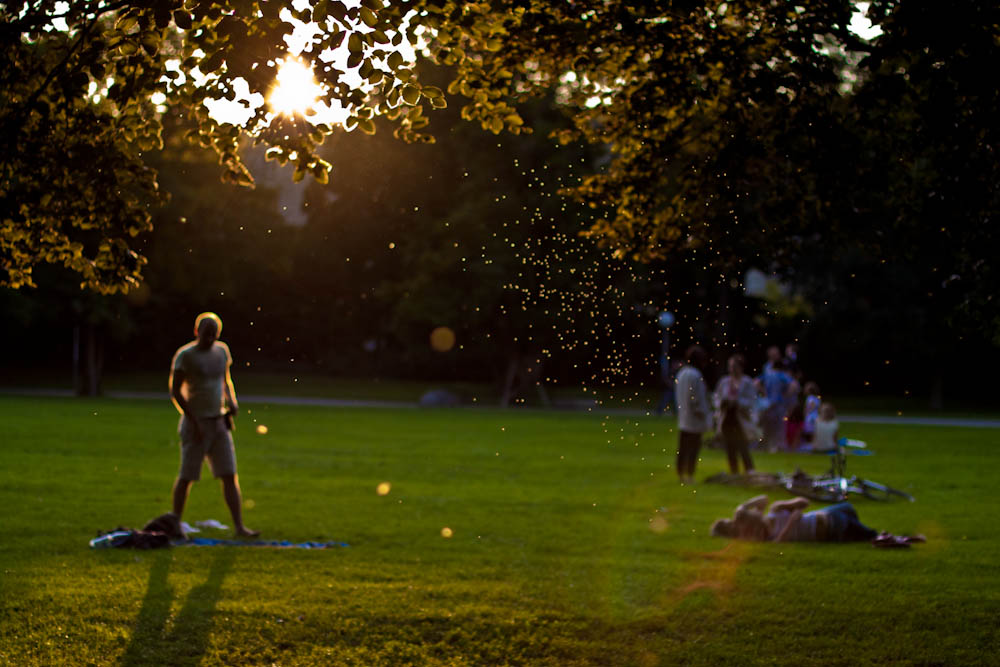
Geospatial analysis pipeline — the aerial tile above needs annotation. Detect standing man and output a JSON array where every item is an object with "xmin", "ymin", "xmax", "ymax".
[
  {"xmin": 168, "ymin": 312, "xmax": 258, "ymax": 537},
  {"xmin": 758, "ymin": 358, "xmax": 798, "ymax": 452},
  {"xmin": 675, "ymin": 345, "xmax": 711, "ymax": 485},
  {"xmin": 762, "ymin": 345, "xmax": 782, "ymax": 374}
]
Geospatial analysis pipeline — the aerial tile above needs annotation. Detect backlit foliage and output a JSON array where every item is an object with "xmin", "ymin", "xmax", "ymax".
[
  {"xmin": 1, "ymin": 0, "xmax": 861, "ymax": 292},
  {"xmin": 3, "ymin": 0, "xmax": 998, "ymax": 347}
]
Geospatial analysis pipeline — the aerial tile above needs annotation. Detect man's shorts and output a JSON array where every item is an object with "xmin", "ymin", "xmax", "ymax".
[{"xmin": 178, "ymin": 415, "xmax": 237, "ymax": 481}]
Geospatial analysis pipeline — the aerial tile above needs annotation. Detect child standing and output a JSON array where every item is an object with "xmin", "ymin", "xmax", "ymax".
[
  {"xmin": 813, "ymin": 401, "xmax": 840, "ymax": 452},
  {"xmin": 799, "ymin": 382, "xmax": 822, "ymax": 448}
]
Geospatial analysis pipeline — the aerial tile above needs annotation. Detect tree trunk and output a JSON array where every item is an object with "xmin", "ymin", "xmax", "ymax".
[
  {"xmin": 929, "ymin": 372, "xmax": 944, "ymax": 411},
  {"xmin": 500, "ymin": 351, "xmax": 550, "ymax": 408},
  {"xmin": 522, "ymin": 355, "xmax": 550, "ymax": 407},
  {"xmin": 74, "ymin": 323, "xmax": 104, "ymax": 397},
  {"xmin": 500, "ymin": 351, "xmax": 519, "ymax": 408}
]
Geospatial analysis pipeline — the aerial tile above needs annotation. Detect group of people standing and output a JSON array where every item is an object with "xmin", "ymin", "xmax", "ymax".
[
  {"xmin": 674, "ymin": 345, "xmax": 757, "ymax": 484},
  {"xmin": 673, "ymin": 342, "xmax": 829, "ymax": 484}
]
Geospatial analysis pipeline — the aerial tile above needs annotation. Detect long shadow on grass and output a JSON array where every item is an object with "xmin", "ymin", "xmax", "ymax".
[{"xmin": 119, "ymin": 548, "xmax": 234, "ymax": 666}]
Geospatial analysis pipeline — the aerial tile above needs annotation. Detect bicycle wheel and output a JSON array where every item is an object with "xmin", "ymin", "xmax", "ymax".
[
  {"xmin": 858, "ymin": 478, "xmax": 915, "ymax": 502},
  {"xmin": 705, "ymin": 471, "xmax": 782, "ymax": 488},
  {"xmin": 784, "ymin": 477, "xmax": 846, "ymax": 503}
]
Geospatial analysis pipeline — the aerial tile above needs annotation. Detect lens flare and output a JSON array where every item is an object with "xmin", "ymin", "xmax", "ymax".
[
  {"xmin": 430, "ymin": 326, "xmax": 456, "ymax": 352},
  {"xmin": 268, "ymin": 58, "xmax": 323, "ymax": 116}
]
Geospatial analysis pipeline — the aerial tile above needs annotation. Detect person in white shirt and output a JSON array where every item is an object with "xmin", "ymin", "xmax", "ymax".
[
  {"xmin": 675, "ymin": 345, "xmax": 710, "ymax": 484},
  {"xmin": 168, "ymin": 312, "xmax": 258, "ymax": 537},
  {"xmin": 813, "ymin": 401, "xmax": 840, "ymax": 452}
]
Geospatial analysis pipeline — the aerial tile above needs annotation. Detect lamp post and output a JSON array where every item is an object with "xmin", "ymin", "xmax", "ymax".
[{"xmin": 657, "ymin": 311, "xmax": 675, "ymax": 414}]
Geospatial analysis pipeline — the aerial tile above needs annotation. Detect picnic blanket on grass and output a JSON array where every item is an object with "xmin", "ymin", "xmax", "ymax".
[
  {"xmin": 180, "ymin": 537, "xmax": 348, "ymax": 548},
  {"xmin": 92, "ymin": 513, "xmax": 349, "ymax": 549},
  {"xmin": 91, "ymin": 530, "xmax": 348, "ymax": 549}
]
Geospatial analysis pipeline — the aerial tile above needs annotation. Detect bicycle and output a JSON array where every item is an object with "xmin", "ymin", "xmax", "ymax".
[
  {"xmin": 705, "ymin": 439, "xmax": 914, "ymax": 502},
  {"xmin": 792, "ymin": 438, "xmax": 914, "ymax": 503}
]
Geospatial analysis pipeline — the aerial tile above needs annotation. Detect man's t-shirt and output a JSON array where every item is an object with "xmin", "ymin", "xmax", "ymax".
[
  {"xmin": 760, "ymin": 368, "xmax": 792, "ymax": 409},
  {"xmin": 171, "ymin": 341, "xmax": 232, "ymax": 417},
  {"xmin": 675, "ymin": 365, "xmax": 710, "ymax": 432},
  {"xmin": 767, "ymin": 509, "xmax": 819, "ymax": 542}
]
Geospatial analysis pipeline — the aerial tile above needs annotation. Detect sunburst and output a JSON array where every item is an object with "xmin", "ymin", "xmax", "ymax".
[{"xmin": 268, "ymin": 58, "xmax": 324, "ymax": 116}]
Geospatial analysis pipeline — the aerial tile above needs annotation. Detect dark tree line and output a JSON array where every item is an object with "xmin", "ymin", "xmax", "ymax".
[{"xmin": 3, "ymin": 1, "xmax": 999, "ymax": 405}]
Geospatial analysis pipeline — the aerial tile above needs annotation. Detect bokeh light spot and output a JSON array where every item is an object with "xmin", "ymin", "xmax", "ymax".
[{"xmin": 430, "ymin": 326, "xmax": 456, "ymax": 352}]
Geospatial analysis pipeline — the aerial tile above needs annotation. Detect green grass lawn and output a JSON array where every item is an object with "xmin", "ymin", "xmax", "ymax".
[{"xmin": 1, "ymin": 395, "xmax": 998, "ymax": 665}]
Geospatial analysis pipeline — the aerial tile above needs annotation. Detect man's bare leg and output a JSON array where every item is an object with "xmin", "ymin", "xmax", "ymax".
[
  {"xmin": 172, "ymin": 477, "xmax": 194, "ymax": 518},
  {"xmin": 221, "ymin": 474, "xmax": 259, "ymax": 537}
]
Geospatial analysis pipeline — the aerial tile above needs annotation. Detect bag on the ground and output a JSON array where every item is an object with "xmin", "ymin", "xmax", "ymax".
[{"xmin": 90, "ymin": 528, "xmax": 171, "ymax": 549}]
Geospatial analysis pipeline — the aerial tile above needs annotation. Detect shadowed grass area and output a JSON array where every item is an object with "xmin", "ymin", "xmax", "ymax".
[
  {"xmin": 1, "ymin": 395, "xmax": 997, "ymax": 665},
  {"xmin": 5, "ymin": 368, "xmax": 999, "ymax": 417}
]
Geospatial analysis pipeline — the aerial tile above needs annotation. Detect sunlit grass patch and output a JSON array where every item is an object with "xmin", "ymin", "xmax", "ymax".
[{"xmin": 1, "ymin": 396, "xmax": 997, "ymax": 665}]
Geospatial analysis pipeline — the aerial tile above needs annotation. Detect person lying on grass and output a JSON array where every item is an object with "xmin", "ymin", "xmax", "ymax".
[{"xmin": 710, "ymin": 495, "xmax": 924, "ymax": 544}]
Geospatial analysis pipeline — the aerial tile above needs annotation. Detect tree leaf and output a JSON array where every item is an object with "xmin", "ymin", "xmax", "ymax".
[
  {"xmin": 201, "ymin": 50, "xmax": 226, "ymax": 73},
  {"xmin": 359, "ymin": 6, "xmax": 377, "ymax": 28},
  {"xmin": 311, "ymin": 162, "xmax": 330, "ymax": 183},
  {"xmin": 348, "ymin": 31, "xmax": 363, "ymax": 54},
  {"xmin": 173, "ymin": 10, "xmax": 192, "ymax": 30},
  {"xmin": 401, "ymin": 84, "xmax": 420, "ymax": 105},
  {"xmin": 115, "ymin": 14, "xmax": 138, "ymax": 33}
]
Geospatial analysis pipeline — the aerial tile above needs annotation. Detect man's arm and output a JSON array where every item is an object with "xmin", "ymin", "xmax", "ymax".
[
  {"xmin": 774, "ymin": 509, "xmax": 803, "ymax": 542},
  {"xmin": 736, "ymin": 495, "xmax": 770, "ymax": 514},
  {"xmin": 169, "ymin": 368, "xmax": 188, "ymax": 416},
  {"xmin": 224, "ymin": 365, "xmax": 238, "ymax": 414},
  {"xmin": 712, "ymin": 378, "xmax": 723, "ymax": 410},
  {"xmin": 170, "ymin": 368, "xmax": 202, "ymax": 441},
  {"xmin": 769, "ymin": 497, "xmax": 810, "ymax": 513},
  {"xmin": 221, "ymin": 343, "xmax": 237, "ymax": 414},
  {"xmin": 738, "ymin": 377, "xmax": 756, "ymax": 411},
  {"xmin": 695, "ymin": 374, "xmax": 711, "ymax": 419}
]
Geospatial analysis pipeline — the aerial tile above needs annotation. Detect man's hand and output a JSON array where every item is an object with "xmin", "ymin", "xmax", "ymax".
[{"xmin": 737, "ymin": 494, "xmax": 770, "ymax": 514}]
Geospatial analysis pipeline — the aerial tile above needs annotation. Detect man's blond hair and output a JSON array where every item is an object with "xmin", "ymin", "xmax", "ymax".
[{"xmin": 194, "ymin": 312, "xmax": 222, "ymax": 336}]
